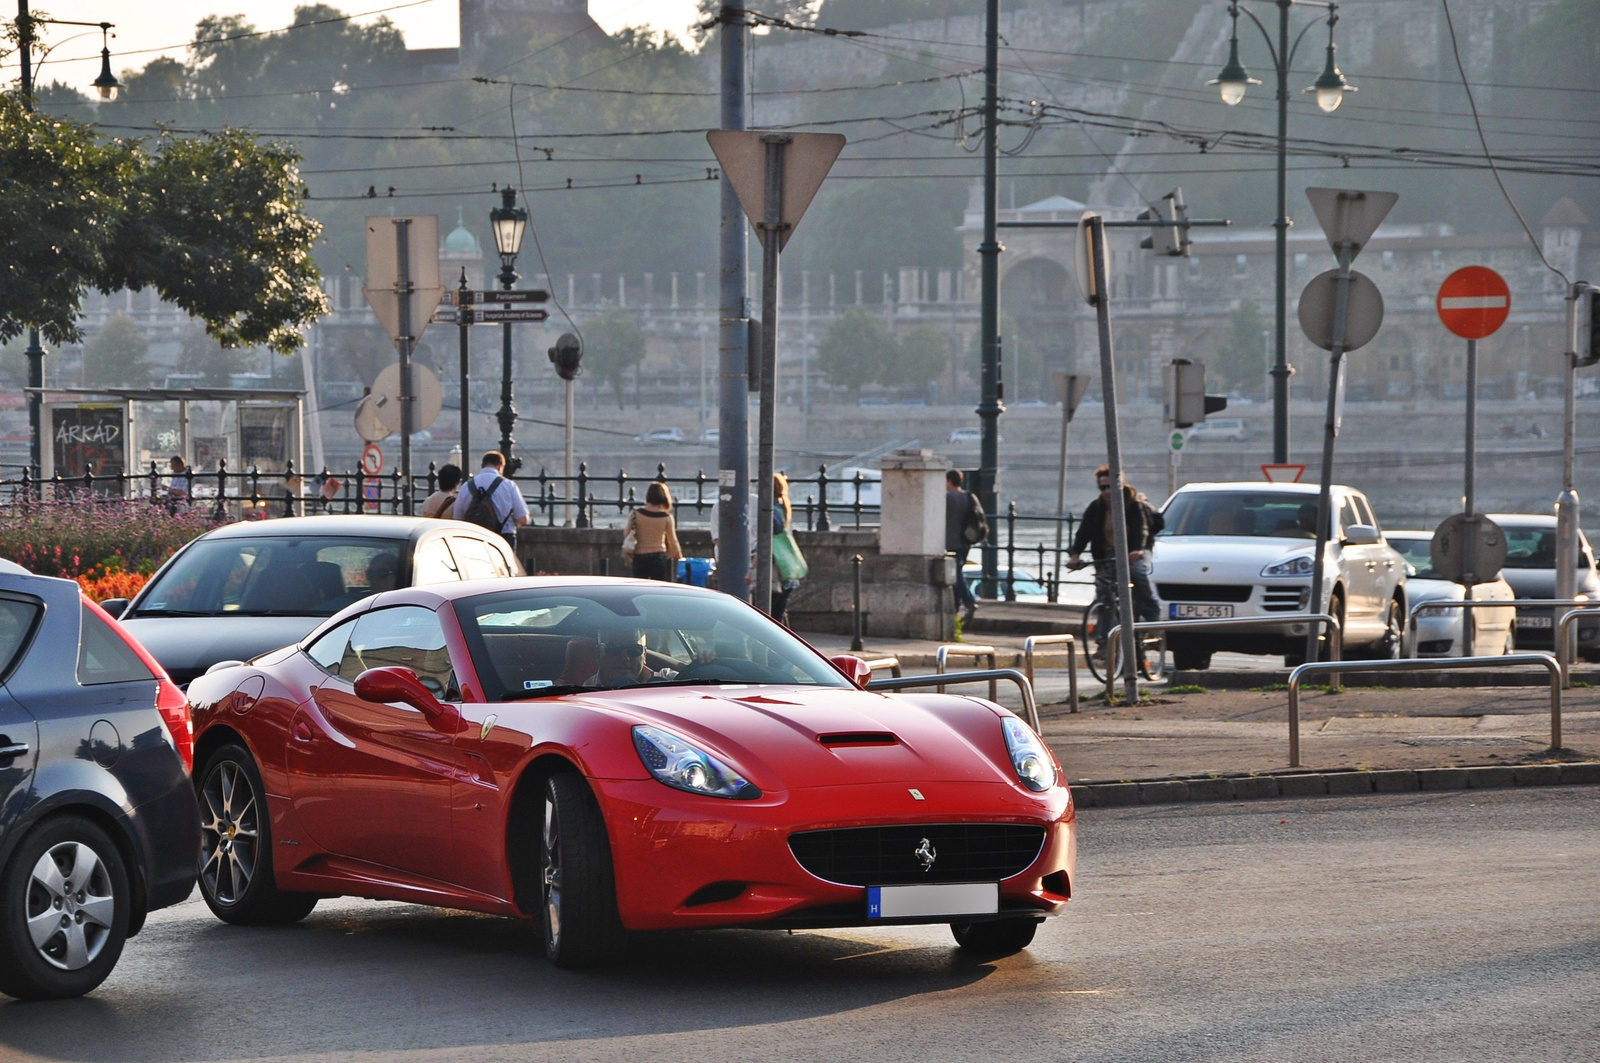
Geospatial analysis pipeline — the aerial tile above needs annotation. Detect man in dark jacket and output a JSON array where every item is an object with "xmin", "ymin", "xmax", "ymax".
[
  {"xmin": 1067, "ymin": 465, "xmax": 1159, "ymax": 624},
  {"xmin": 945, "ymin": 469, "xmax": 981, "ymax": 621}
]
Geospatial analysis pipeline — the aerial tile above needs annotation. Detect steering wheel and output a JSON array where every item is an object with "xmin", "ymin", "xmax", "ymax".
[{"xmin": 669, "ymin": 657, "xmax": 773, "ymax": 683}]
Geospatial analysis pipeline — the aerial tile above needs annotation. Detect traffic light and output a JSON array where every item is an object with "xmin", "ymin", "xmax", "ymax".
[
  {"xmin": 1139, "ymin": 188, "xmax": 1191, "ymax": 258},
  {"xmin": 1577, "ymin": 284, "xmax": 1600, "ymax": 368},
  {"xmin": 548, "ymin": 333, "xmax": 582, "ymax": 380},
  {"xmin": 1164, "ymin": 358, "xmax": 1228, "ymax": 428}
]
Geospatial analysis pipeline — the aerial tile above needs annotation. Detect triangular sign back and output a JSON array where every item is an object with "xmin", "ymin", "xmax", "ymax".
[
  {"xmin": 1304, "ymin": 187, "xmax": 1398, "ymax": 262},
  {"xmin": 707, "ymin": 130, "xmax": 846, "ymax": 250}
]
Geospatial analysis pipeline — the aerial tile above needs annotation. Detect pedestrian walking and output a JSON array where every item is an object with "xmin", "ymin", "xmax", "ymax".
[
  {"xmin": 421, "ymin": 463, "xmax": 463, "ymax": 519},
  {"xmin": 771, "ymin": 472, "xmax": 808, "ymax": 624},
  {"xmin": 453, "ymin": 451, "xmax": 529, "ymax": 546},
  {"xmin": 623, "ymin": 481, "xmax": 683, "ymax": 581},
  {"xmin": 945, "ymin": 469, "xmax": 987, "ymax": 622},
  {"xmin": 166, "ymin": 456, "xmax": 191, "ymax": 511}
]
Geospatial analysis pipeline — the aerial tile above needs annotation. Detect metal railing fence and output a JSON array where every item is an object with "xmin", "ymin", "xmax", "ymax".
[{"xmin": 1102, "ymin": 613, "xmax": 1345, "ymax": 699}]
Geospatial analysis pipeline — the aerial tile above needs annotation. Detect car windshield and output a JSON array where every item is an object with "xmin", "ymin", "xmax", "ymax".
[
  {"xmin": 130, "ymin": 536, "xmax": 405, "ymax": 618},
  {"xmin": 1160, "ymin": 491, "xmax": 1325, "ymax": 539},
  {"xmin": 454, "ymin": 585, "xmax": 852, "ymax": 701},
  {"xmin": 1500, "ymin": 527, "xmax": 1557, "ymax": 569},
  {"xmin": 1389, "ymin": 537, "xmax": 1442, "ymax": 579}
]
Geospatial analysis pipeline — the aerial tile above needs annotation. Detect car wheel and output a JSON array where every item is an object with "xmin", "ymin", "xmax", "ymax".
[
  {"xmin": 1367, "ymin": 597, "xmax": 1403, "ymax": 661},
  {"xmin": 950, "ymin": 917, "xmax": 1039, "ymax": 957},
  {"xmin": 0, "ymin": 815, "xmax": 130, "ymax": 1000},
  {"xmin": 1172, "ymin": 647, "xmax": 1212, "ymax": 671},
  {"xmin": 1324, "ymin": 591, "xmax": 1346, "ymax": 663},
  {"xmin": 541, "ymin": 774, "xmax": 627, "ymax": 968},
  {"xmin": 197, "ymin": 744, "xmax": 317, "ymax": 926}
]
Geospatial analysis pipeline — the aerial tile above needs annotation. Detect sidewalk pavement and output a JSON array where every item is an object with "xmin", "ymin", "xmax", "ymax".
[{"xmin": 802, "ymin": 628, "xmax": 1600, "ymax": 790}]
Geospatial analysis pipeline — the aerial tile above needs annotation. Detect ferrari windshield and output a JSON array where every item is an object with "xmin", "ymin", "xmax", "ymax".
[
  {"xmin": 130, "ymin": 536, "xmax": 405, "ymax": 618},
  {"xmin": 454, "ymin": 585, "xmax": 852, "ymax": 700}
]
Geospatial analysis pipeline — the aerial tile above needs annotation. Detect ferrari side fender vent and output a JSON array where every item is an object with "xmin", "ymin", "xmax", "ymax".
[{"xmin": 817, "ymin": 732, "xmax": 898, "ymax": 747}]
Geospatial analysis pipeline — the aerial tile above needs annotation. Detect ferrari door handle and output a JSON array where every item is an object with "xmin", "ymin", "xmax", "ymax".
[{"xmin": 0, "ymin": 740, "xmax": 29, "ymax": 759}]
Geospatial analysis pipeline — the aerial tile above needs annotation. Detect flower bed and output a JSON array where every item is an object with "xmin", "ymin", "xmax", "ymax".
[{"xmin": 1, "ymin": 495, "xmax": 221, "ymax": 600}]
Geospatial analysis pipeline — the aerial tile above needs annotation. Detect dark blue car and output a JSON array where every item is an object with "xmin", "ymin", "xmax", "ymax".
[{"xmin": 0, "ymin": 562, "xmax": 199, "ymax": 1000}]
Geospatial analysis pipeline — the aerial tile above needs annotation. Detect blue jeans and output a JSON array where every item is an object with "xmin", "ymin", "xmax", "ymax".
[
  {"xmin": 1093, "ymin": 557, "xmax": 1160, "ymax": 630},
  {"xmin": 953, "ymin": 546, "xmax": 975, "ymax": 610}
]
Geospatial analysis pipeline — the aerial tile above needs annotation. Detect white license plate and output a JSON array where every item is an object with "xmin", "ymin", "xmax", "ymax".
[
  {"xmin": 867, "ymin": 882, "xmax": 999, "ymax": 919},
  {"xmin": 1516, "ymin": 615, "xmax": 1553, "ymax": 629},
  {"xmin": 1171, "ymin": 603, "xmax": 1234, "ymax": 620}
]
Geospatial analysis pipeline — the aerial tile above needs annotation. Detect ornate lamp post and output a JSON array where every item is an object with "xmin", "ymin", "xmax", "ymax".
[
  {"xmin": 1210, "ymin": 0, "xmax": 1353, "ymax": 463},
  {"xmin": 15, "ymin": 4, "xmax": 120, "ymax": 479},
  {"xmin": 489, "ymin": 187, "xmax": 527, "ymax": 473}
]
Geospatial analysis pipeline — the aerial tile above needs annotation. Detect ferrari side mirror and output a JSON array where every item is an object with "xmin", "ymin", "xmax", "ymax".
[
  {"xmin": 355, "ymin": 666, "xmax": 453, "ymax": 724},
  {"xmin": 830, "ymin": 655, "xmax": 874, "ymax": 690}
]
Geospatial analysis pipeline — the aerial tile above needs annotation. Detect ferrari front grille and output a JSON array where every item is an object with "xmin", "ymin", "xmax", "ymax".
[{"xmin": 788, "ymin": 823, "xmax": 1046, "ymax": 886}]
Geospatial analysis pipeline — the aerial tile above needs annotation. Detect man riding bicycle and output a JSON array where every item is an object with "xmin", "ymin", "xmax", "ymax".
[{"xmin": 1066, "ymin": 465, "xmax": 1161, "ymax": 630}]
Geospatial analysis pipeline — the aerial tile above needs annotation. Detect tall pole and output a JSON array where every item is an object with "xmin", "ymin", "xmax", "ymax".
[
  {"xmin": 1054, "ymin": 394, "xmax": 1070, "ymax": 589},
  {"xmin": 1271, "ymin": 0, "xmax": 1292, "ymax": 464},
  {"xmin": 496, "ymin": 250, "xmax": 518, "ymax": 473},
  {"xmin": 1305, "ymin": 238, "xmax": 1354, "ymax": 663},
  {"xmin": 754, "ymin": 135, "xmax": 789, "ymax": 615},
  {"xmin": 564, "ymin": 377, "xmax": 575, "ymax": 525},
  {"xmin": 18, "ymin": 0, "xmax": 45, "ymax": 481},
  {"xmin": 717, "ymin": 3, "xmax": 751, "ymax": 601},
  {"xmin": 458, "ymin": 269, "xmax": 471, "ymax": 466},
  {"xmin": 978, "ymin": 0, "xmax": 1004, "ymax": 597},
  {"xmin": 395, "ymin": 218, "xmax": 415, "ymax": 515},
  {"xmin": 1462, "ymin": 337, "xmax": 1477, "ymax": 655},
  {"xmin": 1555, "ymin": 284, "xmax": 1584, "ymax": 675}
]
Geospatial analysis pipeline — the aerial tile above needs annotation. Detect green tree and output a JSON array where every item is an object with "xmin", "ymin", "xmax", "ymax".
[
  {"xmin": 583, "ymin": 304, "xmax": 647, "ymax": 408},
  {"xmin": 1219, "ymin": 300, "xmax": 1266, "ymax": 391},
  {"xmin": 177, "ymin": 327, "xmax": 252, "ymax": 386},
  {"xmin": 82, "ymin": 312, "xmax": 152, "ymax": 388},
  {"xmin": 886, "ymin": 325, "xmax": 950, "ymax": 389},
  {"xmin": 0, "ymin": 94, "xmax": 327, "ymax": 353},
  {"xmin": 819, "ymin": 307, "xmax": 893, "ymax": 396}
]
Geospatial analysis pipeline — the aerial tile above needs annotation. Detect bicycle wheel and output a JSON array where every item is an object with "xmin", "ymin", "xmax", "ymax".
[
  {"xmin": 1081, "ymin": 599, "xmax": 1119, "ymax": 683},
  {"xmin": 1138, "ymin": 631, "xmax": 1166, "ymax": 682}
]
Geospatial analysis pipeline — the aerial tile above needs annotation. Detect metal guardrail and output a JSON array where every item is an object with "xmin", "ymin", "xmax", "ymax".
[
  {"xmin": 1103, "ymin": 613, "xmax": 1343, "ymax": 699},
  {"xmin": 1022, "ymin": 634, "xmax": 1079, "ymax": 715},
  {"xmin": 868, "ymin": 668, "xmax": 1040, "ymax": 733},
  {"xmin": 1408, "ymin": 598, "xmax": 1599, "ymax": 686},
  {"xmin": 935, "ymin": 644, "xmax": 998, "ymax": 699},
  {"xmin": 1287, "ymin": 653, "xmax": 1562, "ymax": 768},
  {"xmin": 858, "ymin": 656, "xmax": 903, "ymax": 678}
]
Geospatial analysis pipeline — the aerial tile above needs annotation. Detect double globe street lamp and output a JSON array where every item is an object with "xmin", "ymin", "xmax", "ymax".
[
  {"xmin": 1209, "ymin": 0, "xmax": 1354, "ymax": 464},
  {"xmin": 489, "ymin": 187, "xmax": 528, "ymax": 474}
]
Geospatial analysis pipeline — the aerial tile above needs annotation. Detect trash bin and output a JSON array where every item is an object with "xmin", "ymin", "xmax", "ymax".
[{"xmin": 677, "ymin": 557, "xmax": 715, "ymax": 587}]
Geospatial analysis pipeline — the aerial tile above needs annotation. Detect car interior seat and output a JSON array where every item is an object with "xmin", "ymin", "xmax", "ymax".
[
  {"xmin": 301, "ymin": 560, "xmax": 346, "ymax": 603},
  {"xmin": 558, "ymin": 638, "xmax": 599, "ymax": 686},
  {"xmin": 239, "ymin": 569, "xmax": 321, "ymax": 613}
]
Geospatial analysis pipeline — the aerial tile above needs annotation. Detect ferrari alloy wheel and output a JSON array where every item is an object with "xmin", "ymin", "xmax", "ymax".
[
  {"xmin": 0, "ymin": 815, "xmax": 129, "ymax": 1000},
  {"xmin": 541, "ymin": 774, "xmax": 627, "ymax": 968},
  {"xmin": 198, "ymin": 744, "xmax": 317, "ymax": 926},
  {"xmin": 950, "ymin": 917, "xmax": 1040, "ymax": 957}
]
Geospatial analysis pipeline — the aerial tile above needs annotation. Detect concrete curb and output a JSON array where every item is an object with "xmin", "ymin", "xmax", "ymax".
[
  {"xmin": 1168, "ymin": 668, "xmax": 1600, "ymax": 689},
  {"xmin": 1070, "ymin": 761, "xmax": 1600, "ymax": 808}
]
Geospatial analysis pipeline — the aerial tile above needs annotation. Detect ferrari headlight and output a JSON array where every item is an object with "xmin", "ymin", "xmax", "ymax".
[
  {"xmin": 1001, "ymin": 716, "xmax": 1056, "ymax": 792},
  {"xmin": 1262, "ymin": 555, "xmax": 1315, "ymax": 577},
  {"xmin": 632, "ymin": 725, "xmax": 761, "ymax": 800}
]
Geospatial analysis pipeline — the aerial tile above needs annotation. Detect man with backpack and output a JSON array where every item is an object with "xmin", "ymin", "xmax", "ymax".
[
  {"xmin": 945, "ymin": 469, "xmax": 988, "ymax": 623},
  {"xmin": 452, "ymin": 451, "xmax": 529, "ymax": 545}
]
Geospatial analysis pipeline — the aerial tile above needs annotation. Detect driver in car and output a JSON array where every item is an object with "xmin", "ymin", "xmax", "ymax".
[{"xmin": 591, "ymin": 626, "xmax": 680, "ymax": 687}]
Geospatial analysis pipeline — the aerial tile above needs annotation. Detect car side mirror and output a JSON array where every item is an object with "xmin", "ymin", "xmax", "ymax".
[
  {"xmin": 354, "ymin": 666, "xmax": 457, "ymax": 728},
  {"xmin": 1343, "ymin": 524, "xmax": 1380, "ymax": 547},
  {"xmin": 830, "ymin": 655, "xmax": 874, "ymax": 690},
  {"xmin": 100, "ymin": 598, "xmax": 129, "ymax": 619}
]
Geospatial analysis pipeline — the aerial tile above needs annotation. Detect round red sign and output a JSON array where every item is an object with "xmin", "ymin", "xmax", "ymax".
[
  {"xmin": 1436, "ymin": 265, "xmax": 1510, "ymax": 340},
  {"xmin": 361, "ymin": 442, "xmax": 384, "ymax": 475}
]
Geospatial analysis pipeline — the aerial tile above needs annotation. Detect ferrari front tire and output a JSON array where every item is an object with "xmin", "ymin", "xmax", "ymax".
[
  {"xmin": 950, "ymin": 917, "xmax": 1040, "ymax": 957},
  {"xmin": 541, "ymin": 774, "xmax": 627, "ymax": 968},
  {"xmin": 197, "ymin": 744, "xmax": 317, "ymax": 926}
]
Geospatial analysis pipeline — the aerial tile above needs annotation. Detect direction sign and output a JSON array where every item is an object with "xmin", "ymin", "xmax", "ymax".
[
  {"xmin": 1298, "ymin": 269, "xmax": 1384, "ymax": 352},
  {"xmin": 354, "ymin": 395, "xmax": 389, "ymax": 444},
  {"xmin": 1168, "ymin": 429, "xmax": 1187, "ymax": 453},
  {"xmin": 1304, "ymin": 187, "xmax": 1398, "ymax": 261},
  {"xmin": 364, "ymin": 216, "xmax": 444, "ymax": 344},
  {"xmin": 445, "ymin": 289, "xmax": 549, "ymax": 306},
  {"xmin": 1431, "ymin": 513, "xmax": 1508, "ymax": 586},
  {"xmin": 435, "ymin": 307, "xmax": 550, "ymax": 324},
  {"xmin": 1437, "ymin": 266, "xmax": 1510, "ymax": 340},
  {"xmin": 707, "ymin": 130, "xmax": 845, "ymax": 250}
]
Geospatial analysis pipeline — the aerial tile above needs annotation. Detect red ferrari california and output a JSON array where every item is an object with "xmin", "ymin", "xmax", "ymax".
[{"xmin": 185, "ymin": 577, "xmax": 1076, "ymax": 966}]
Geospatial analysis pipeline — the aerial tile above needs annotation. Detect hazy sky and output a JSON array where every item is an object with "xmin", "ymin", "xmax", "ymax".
[{"xmin": 10, "ymin": 0, "xmax": 703, "ymax": 95}]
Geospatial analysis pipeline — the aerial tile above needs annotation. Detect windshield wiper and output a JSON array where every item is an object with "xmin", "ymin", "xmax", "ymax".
[{"xmin": 127, "ymin": 609, "xmax": 215, "ymax": 618}]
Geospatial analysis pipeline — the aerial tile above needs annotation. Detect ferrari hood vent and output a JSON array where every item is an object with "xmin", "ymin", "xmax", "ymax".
[{"xmin": 817, "ymin": 732, "xmax": 899, "ymax": 747}]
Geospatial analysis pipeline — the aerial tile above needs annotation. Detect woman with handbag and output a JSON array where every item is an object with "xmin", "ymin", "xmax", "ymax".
[
  {"xmin": 623, "ymin": 481, "xmax": 683, "ymax": 581},
  {"xmin": 770, "ymin": 472, "xmax": 808, "ymax": 624}
]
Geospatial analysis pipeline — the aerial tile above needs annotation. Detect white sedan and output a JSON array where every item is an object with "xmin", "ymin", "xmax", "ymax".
[
  {"xmin": 1387, "ymin": 531, "xmax": 1516, "ymax": 657},
  {"xmin": 1151, "ymin": 482, "xmax": 1407, "ymax": 670}
]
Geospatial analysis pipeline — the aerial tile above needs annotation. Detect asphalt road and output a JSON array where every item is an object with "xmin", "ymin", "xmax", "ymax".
[{"xmin": 4, "ymin": 788, "xmax": 1597, "ymax": 1063}]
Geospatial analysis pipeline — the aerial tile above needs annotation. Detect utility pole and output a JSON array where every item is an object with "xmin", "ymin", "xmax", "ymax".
[
  {"xmin": 977, "ymin": 0, "xmax": 1004, "ymax": 599},
  {"xmin": 18, "ymin": 1, "xmax": 44, "ymax": 481},
  {"xmin": 717, "ymin": 3, "xmax": 751, "ymax": 601}
]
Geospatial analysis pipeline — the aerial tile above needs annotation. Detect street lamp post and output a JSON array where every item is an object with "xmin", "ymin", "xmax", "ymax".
[
  {"xmin": 1211, "ymin": 0, "xmax": 1352, "ymax": 464},
  {"xmin": 489, "ymin": 188, "xmax": 527, "ymax": 474},
  {"xmin": 15, "ymin": 3, "xmax": 119, "ymax": 480}
]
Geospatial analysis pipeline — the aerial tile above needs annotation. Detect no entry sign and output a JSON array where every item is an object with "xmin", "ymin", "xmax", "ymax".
[{"xmin": 1437, "ymin": 266, "xmax": 1510, "ymax": 339}]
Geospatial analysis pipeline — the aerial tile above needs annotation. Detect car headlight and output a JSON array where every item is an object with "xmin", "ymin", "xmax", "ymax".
[
  {"xmin": 1262, "ymin": 555, "xmax": 1315, "ymax": 577},
  {"xmin": 1001, "ymin": 716, "xmax": 1056, "ymax": 792},
  {"xmin": 632, "ymin": 725, "xmax": 761, "ymax": 800}
]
